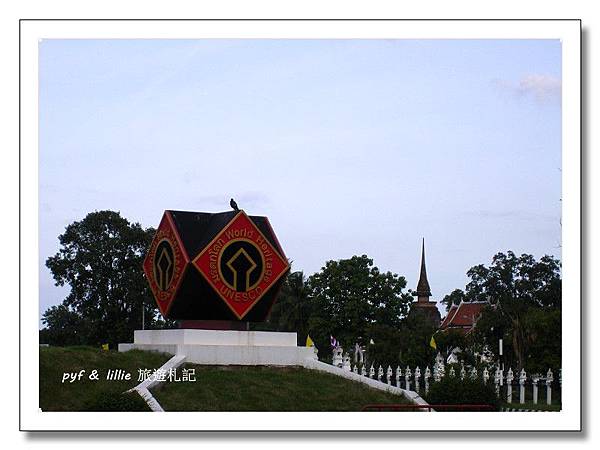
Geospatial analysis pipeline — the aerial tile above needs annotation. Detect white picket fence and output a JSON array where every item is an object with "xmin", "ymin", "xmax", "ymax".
[{"xmin": 332, "ymin": 348, "xmax": 561, "ymax": 406}]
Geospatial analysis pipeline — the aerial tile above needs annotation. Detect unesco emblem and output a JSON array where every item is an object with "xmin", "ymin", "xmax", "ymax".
[
  {"xmin": 193, "ymin": 211, "xmax": 290, "ymax": 319},
  {"xmin": 218, "ymin": 240, "xmax": 264, "ymax": 293},
  {"xmin": 153, "ymin": 239, "xmax": 175, "ymax": 291},
  {"xmin": 142, "ymin": 212, "xmax": 188, "ymax": 315}
]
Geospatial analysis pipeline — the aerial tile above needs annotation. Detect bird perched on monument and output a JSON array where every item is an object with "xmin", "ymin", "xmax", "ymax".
[{"xmin": 230, "ymin": 198, "xmax": 240, "ymax": 212}]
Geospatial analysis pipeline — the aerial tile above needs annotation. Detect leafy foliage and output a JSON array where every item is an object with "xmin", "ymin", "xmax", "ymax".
[
  {"xmin": 425, "ymin": 376, "xmax": 500, "ymax": 411},
  {"xmin": 464, "ymin": 251, "xmax": 561, "ymax": 308},
  {"xmin": 459, "ymin": 251, "xmax": 561, "ymax": 371},
  {"xmin": 254, "ymin": 271, "xmax": 312, "ymax": 345},
  {"xmin": 441, "ymin": 288, "xmax": 466, "ymax": 312},
  {"xmin": 395, "ymin": 310, "xmax": 437, "ymax": 369},
  {"xmin": 432, "ymin": 329, "xmax": 467, "ymax": 358},
  {"xmin": 304, "ymin": 255, "xmax": 414, "ymax": 362},
  {"xmin": 42, "ymin": 210, "xmax": 174, "ymax": 347}
]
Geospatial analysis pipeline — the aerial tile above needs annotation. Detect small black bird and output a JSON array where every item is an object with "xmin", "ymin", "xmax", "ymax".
[{"xmin": 230, "ymin": 198, "xmax": 240, "ymax": 212}]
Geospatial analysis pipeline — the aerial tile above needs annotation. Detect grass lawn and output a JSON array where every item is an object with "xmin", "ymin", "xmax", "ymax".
[
  {"xmin": 40, "ymin": 347, "xmax": 409, "ymax": 412},
  {"xmin": 39, "ymin": 346, "xmax": 171, "ymax": 411},
  {"xmin": 151, "ymin": 364, "xmax": 410, "ymax": 411}
]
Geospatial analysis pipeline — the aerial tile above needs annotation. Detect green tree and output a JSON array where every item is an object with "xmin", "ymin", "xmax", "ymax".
[
  {"xmin": 441, "ymin": 288, "xmax": 466, "ymax": 312},
  {"xmin": 258, "ymin": 271, "xmax": 313, "ymax": 345},
  {"xmin": 433, "ymin": 329, "xmax": 467, "ymax": 359},
  {"xmin": 426, "ymin": 376, "xmax": 500, "ymax": 411},
  {"xmin": 39, "ymin": 304, "xmax": 87, "ymax": 346},
  {"xmin": 464, "ymin": 252, "xmax": 561, "ymax": 308},
  {"xmin": 43, "ymin": 210, "xmax": 165, "ymax": 346},
  {"xmin": 305, "ymin": 255, "xmax": 413, "ymax": 362},
  {"xmin": 520, "ymin": 307, "xmax": 561, "ymax": 373},
  {"xmin": 465, "ymin": 251, "xmax": 561, "ymax": 371},
  {"xmin": 395, "ymin": 310, "xmax": 437, "ymax": 369}
]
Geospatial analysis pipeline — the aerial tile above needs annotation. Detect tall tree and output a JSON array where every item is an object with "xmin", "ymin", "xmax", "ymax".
[
  {"xmin": 43, "ymin": 210, "xmax": 164, "ymax": 346},
  {"xmin": 465, "ymin": 251, "xmax": 561, "ymax": 370},
  {"xmin": 305, "ymin": 255, "xmax": 413, "ymax": 361},
  {"xmin": 395, "ymin": 310, "xmax": 438, "ymax": 369},
  {"xmin": 260, "ymin": 271, "xmax": 312, "ymax": 345}
]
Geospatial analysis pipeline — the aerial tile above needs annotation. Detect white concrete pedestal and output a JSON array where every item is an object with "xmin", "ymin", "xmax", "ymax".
[{"xmin": 119, "ymin": 329, "xmax": 318, "ymax": 366}]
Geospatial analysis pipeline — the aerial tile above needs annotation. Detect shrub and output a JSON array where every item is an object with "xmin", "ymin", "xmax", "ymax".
[
  {"xmin": 425, "ymin": 376, "xmax": 500, "ymax": 411},
  {"xmin": 83, "ymin": 390, "xmax": 150, "ymax": 411}
]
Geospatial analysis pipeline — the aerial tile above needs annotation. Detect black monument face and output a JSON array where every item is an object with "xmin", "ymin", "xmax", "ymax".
[{"xmin": 143, "ymin": 210, "xmax": 290, "ymax": 321}]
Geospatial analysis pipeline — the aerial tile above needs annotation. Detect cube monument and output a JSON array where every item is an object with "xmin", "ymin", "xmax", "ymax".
[{"xmin": 143, "ymin": 209, "xmax": 290, "ymax": 322}]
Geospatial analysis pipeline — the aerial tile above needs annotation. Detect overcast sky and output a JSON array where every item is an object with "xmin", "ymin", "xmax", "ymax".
[{"xmin": 38, "ymin": 39, "xmax": 562, "ymax": 325}]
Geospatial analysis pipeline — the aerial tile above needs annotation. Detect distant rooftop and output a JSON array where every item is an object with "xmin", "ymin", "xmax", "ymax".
[{"xmin": 438, "ymin": 301, "xmax": 488, "ymax": 334}]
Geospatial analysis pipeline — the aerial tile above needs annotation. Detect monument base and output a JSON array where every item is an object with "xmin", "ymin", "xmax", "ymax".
[
  {"xmin": 119, "ymin": 329, "xmax": 318, "ymax": 366},
  {"xmin": 177, "ymin": 320, "xmax": 249, "ymax": 330}
]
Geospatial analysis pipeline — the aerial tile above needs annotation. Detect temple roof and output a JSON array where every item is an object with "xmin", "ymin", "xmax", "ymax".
[
  {"xmin": 415, "ymin": 238, "xmax": 432, "ymax": 297},
  {"xmin": 438, "ymin": 301, "xmax": 488, "ymax": 334},
  {"xmin": 439, "ymin": 304, "xmax": 459, "ymax": 329}
]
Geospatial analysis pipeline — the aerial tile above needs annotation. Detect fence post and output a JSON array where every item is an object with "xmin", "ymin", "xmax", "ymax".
[
  {"xmin": 449, "ymin": 366, "xmax": 455, "ymax": 378},
  {"xmin": 361, "ymin": 365, "xmax": 367, "ymax": 377},
  {"xmin": 435, "ymin": 352, "xmax": 444, "ymax": 367},
  {"xmin": 353, "ymin": 364, "xmax": 358, "ymax": 374},
  {"xmin": 470, "ymin": 367, "xmax": 478, "ymax": 380},
  {"xmin": 434, "ymin": 358, "xmax": 445, "ymax": 382},
  {"xmin": 342, "ymin": 353, "xmax": 351, "ymax": 371},
  {"xmin": 405, "ymin": 366, "xmax": 412, "ymax": 391},
  {"xmin": 377, "ymin": 365, "xmax": 383, "ymax": 382},
  {"xmin": 519, "ymin": 368, "xmax": 526, "ymax": 404},
  {"xmin": 386, "ymin": 366, "xmax": 392, "ymax": 385},
  {"xmin": 369, "ymin": 364, "xmax": 375, "ymax": 379},
  {"xmin": 494, "ymin": 367, "xmax": 501, "ymax": 397},
  {"xmin": 483, "ymin": 367, "xmax": 489, "ymax": 385},
  {"xmin": 333, "ymin": 346, "xmax": 343, "ymax": 367},
  {"xmin": 395, "ymin": 366, "xmax": 401, "ymax": 388},
  {"xmin": 460, "ymin": 364, "xmax": 466, "ymax": 381},
  {"xmin": 415, "ymin": 367, "xmax": 421, "ymax": 394},
  {"xmin": 506, "ymin": 368, "xmax": 514, "ymax": 404},
  {"xmin": 424, "ymin": 366, "xmax": 431, "ymax": 394},
  {"xmin": 546, "ymin": 369, "xmax": 553, "ymax": 405},
  {"xmin": 532, "ymin": 376, "xmax": 538, "ymax": 404}
]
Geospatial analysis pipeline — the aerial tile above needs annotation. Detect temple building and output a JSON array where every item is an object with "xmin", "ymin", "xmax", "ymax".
[
  {"xmin": 438, "ymin": 301, "xmax": 488, "ymax": 335},
  {"xmin": 408, "ymin": 239, "xmax": 441, "ymax": 327}
]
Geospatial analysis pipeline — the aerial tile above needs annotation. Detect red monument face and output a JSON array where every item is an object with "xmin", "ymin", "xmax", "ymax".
[
  {"xmin": 142, "ymin": 213, "xmax": 189, "ymax": 317},
  {"xmin": 143, "ymin": 209, "xmax": 289, "ymax": 322},
  {"xmin": 192, "ymin": 211, "xmax": 289, "ymax": 319}
]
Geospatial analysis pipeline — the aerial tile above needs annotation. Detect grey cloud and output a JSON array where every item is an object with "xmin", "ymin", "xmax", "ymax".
[{"xmin": 493, "ymin": 74, "xmax": 561, "ymax": 103}]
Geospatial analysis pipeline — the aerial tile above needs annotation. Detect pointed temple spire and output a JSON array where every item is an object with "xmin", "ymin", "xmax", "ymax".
[
  {"xmin": 415, "ymin": 238, "xmax": 432, "ymax": 299},
  {"xmin": 409, "ymin": 238, "xmax": 441, "ymax": 327}
]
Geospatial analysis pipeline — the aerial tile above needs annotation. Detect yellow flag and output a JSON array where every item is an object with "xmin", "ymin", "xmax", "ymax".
[
  {"xmin": 429, "ymin": 336, "xmax": 437, "ymax": 350},
  {"xmin": 101, "ymin": 343, "xmax": 109, "ymax": 351},
  {"xmin": 306, "ymin": 335, "xmax": 314, "ymax": 347}
]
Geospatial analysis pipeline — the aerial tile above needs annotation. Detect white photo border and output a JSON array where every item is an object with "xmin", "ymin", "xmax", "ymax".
[{"xmin": 20, "ymin": 19, "xmax": 581, "ymax": 432}]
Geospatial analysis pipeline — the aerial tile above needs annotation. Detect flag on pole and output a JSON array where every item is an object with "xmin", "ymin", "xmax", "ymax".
[
  {"xmin": 429, "ymin": 336, "xmax": 437, "ymax": 350},
  {"xmin": 306, "ymin": 335, "xmax": 314, "ymax": 347},
  {"xmin": 101, "ymin": 343, "xmax": 109, "ymax": 351},
  {"xmin": 330, "ymin": 335, "xmax": 338, "ymax": 348}
]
